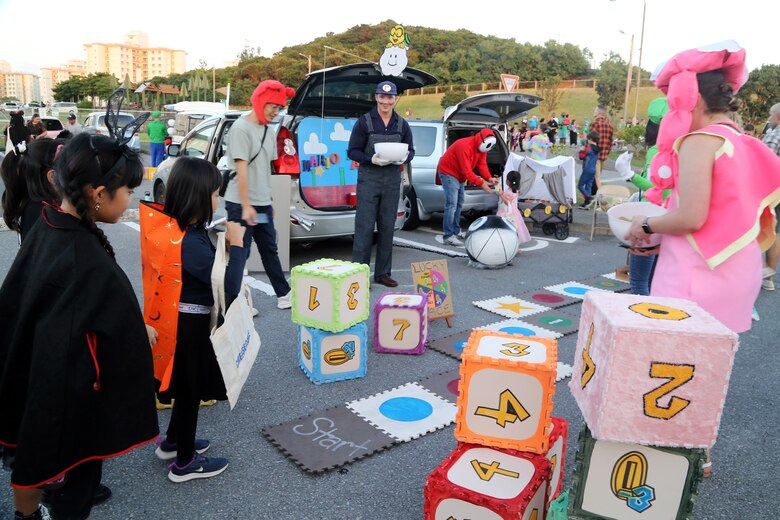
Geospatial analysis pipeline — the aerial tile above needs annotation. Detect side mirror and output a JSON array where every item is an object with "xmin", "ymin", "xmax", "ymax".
[{"xmin": 167, "ymin": 144, "xmax": 181, "ymax": 157}]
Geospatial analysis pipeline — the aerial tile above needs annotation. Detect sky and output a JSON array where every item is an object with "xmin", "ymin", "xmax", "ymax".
[{"xmin": 0, "ymin": 0, "xmax": 777, "ymax": 77}]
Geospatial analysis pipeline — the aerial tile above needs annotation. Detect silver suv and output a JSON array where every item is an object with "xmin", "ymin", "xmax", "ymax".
[
  {"xmin": 152, "ymin": 63, "xmax": 437, "ymax": 242},
  {"xmin": 403, "ymin": 92, "xmax": 541, "ymax": 229}
]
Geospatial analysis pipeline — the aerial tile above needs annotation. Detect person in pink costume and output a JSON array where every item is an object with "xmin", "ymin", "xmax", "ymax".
[
  {"xmin": 626, "ymin": 41, "xmax": 780, "ymax": 335},
  {"xmin": 496, "ymin": 170, "xmax": 531, "ymax": 248}
]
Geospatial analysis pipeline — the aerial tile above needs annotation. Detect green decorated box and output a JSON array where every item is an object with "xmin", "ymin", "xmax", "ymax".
[
  {"xmin": 569, "ymin": 425, "xmax": 705, "ymax": 520},
  {"xmin": 291, "ymin": 258, "xmax": 370, "ymax": 332}
]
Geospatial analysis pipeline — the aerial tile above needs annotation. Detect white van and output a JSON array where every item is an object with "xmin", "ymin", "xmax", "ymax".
[{"xmin": 50, "ymin": 102, "xmax": 78, "ymax": 116}]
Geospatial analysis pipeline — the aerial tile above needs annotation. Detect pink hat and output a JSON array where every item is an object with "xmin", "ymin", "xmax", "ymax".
[
  {"xmin": 250, "ymin": 80, "xmax": 296, "ymax": 124},
  {"xmin": 645, "ymin": 41, "xmax": 748, "ymax": 205}
]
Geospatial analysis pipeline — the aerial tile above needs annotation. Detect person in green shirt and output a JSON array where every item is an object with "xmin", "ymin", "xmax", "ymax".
[{"xmin": 147, "ymin": 111, "xmax": 168, "ymax": 167}]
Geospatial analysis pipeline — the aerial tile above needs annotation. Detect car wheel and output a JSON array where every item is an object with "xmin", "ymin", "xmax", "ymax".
[
  {"xmin": 401, "ymin": 188, "xmax": 420, "ymax": 230},
  {"xmin": 153, "ymin": 180, "xmax": 165, "ymax": 204}
]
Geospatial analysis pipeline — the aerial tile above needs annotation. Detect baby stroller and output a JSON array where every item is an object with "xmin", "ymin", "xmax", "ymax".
[{"xmin": 502, "ymin": 153, "xmax": 576, "ymax": 240}]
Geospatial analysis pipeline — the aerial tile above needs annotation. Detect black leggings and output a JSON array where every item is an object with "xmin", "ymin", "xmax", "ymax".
[{"xmin": 46, "ymin": 460, "xmax": 102, "ymax": 520}]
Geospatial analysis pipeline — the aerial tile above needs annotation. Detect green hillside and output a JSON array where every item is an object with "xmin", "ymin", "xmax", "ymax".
[{"xmin": 396, "ymin": 86, "xmax": 663, "ymax": 124}]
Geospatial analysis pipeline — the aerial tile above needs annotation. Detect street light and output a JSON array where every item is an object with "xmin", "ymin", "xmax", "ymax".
[
  {"xmin": 299, "ymin": 53, "xmax": 312, "ymax": 74},
  {"xmin": 632, "ymin": 0, "xmax": 647, "ymax": 124},
  {"xmin": 619, "ymin": 30, "xmax": 635, "ymax": 125}
]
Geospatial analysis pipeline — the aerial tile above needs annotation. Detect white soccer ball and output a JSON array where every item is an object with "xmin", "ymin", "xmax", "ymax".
[{"xmin": 465, "ymin": 216, "xmax": 519, "ymax": 268}]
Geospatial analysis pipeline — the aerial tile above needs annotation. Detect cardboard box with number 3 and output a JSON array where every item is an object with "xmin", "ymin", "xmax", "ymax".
[
  {"xmin": 569, "ymin": 292, "xmax": 739, "ymax": 448},
  {"xmin": 291, "ymin": 258, "xmax": 370, "ymax": 332},
  {"xmin": 424, "ymin": 442, "xmax": 551, "ymax": 520},
  {"xmin": 455, "ymin": 330, "xmax": 558, "ymax": 454}
]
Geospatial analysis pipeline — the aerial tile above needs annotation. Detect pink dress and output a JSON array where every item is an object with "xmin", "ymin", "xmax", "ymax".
[
  {"xmin": 650, "ymin": 124, "xmax": 775, "ymax": 333},
  {"xmin": 496, "ymin": 190, "xmax": 531, "ymax": 245}
]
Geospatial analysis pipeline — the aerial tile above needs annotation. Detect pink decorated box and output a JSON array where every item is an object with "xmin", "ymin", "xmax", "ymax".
[{"xmin": 569, "ymin": 292, "xmax": 738, "ymax": 448}]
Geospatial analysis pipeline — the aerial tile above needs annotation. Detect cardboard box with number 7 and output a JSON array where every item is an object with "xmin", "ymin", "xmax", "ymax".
[
  {"xmin": 454, "ymin": 329, "xmax": 558, "ymax": 454},
  {"xmin": 373, "ymin": 292, "xmax": 428, "ymax": 355},
  {"xmin": 569, "ymin": 292, "xmax": 739, "ymax": 448}
]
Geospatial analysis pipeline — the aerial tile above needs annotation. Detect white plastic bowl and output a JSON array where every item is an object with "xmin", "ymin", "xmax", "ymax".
[
  {"xmin": 374, "ymin": 142, "xmax": 408, "ymax": 162},
  {"xmin": 607, "ymin": 201, "xmax": 668, "ymax": 247}
]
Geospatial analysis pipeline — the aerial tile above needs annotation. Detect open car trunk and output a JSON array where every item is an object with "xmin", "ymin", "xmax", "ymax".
[{"xmin": 287, "ymin": 63, "xmax": 437, "ymax": 210}]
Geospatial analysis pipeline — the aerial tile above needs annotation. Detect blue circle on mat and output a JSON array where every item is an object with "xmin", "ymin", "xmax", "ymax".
[
  {"xmin": 564, "ymin": 286, "xmax": 589, "ymax": 295},
  {"xmin": 500, "ymin": 326, "xmax": 537, "ymax": 336},
  {"xmin": 379, "ymin": 397, "xmax": 433, "ymax": 422},
  {"xmin": 454, "ymin": 340, "xmax": 467, "ymax": 352}
]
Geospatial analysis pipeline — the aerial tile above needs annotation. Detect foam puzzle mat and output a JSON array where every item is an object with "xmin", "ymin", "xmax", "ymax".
[
  {"xmin": 263, "ymin": 371, "xmax": 459, "ymax": 473},
  {"xmin": 264, "ymin": 274, "xmax": 630, "ymax": 473},
  {"xmin": 472, "ymin": 296, "xmax": 550, "ymax": 319}
]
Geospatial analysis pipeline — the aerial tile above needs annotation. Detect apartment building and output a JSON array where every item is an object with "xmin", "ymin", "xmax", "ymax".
[
  {"xmin": 40, "ymin": 61, "xmax": 86, "ymax": 104},
  {"xmin": 85, "ymin": 31, "xmax": 186, "ymax": 84},
  {"xmin": 0, "ymin": 71, "xmax": 41, "ymax": 103}
]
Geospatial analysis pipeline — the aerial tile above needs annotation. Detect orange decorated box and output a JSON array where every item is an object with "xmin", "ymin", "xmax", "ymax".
[{"xmin": 455, "ymin": 329, "xmax": 557, "ymax": 454}]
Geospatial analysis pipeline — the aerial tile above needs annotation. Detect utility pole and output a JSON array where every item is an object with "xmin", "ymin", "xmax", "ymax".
[
  {"xmin": 621, "ymin": 32, "xmax": 635, "ymax": 125},
  {"xmin": 632, "ymin": 0, "xmax": 647, "ymax": 124},
  {"xmin": 298, "ymin": 53, "xmax": 312, "ymax": 74}
]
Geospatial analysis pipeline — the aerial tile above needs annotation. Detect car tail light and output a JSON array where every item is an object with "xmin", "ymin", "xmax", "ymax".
[{"xmin": 272, "ymin": 126, "xmax": 300, "ymax": 175}]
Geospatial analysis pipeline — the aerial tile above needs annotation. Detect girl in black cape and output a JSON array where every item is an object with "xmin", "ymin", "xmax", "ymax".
[{"xmin": 0, "ymin": 132, "xmax": 159, "ymax": 520}]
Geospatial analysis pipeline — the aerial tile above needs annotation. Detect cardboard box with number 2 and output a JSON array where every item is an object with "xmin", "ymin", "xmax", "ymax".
[
  {"xmin": 455, "ymin": 330, "xmax": 557, "ymax": 454},
  {"xmin": 569, "ymin": 292, "xmax": 739, "ymax": 448}
]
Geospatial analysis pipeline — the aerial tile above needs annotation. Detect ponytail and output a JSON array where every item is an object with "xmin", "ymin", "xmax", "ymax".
[{"xmin": 1, "ymin": 138, "xmax": 63, "ymax": 232}]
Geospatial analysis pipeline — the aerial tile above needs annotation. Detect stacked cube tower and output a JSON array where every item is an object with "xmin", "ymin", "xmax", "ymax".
[
  {"xmin": 291, "ymin": 259, "xmax": 370, "ymax": 384},
  {"xmin": 425, "ymin": 328, "xmax": 569, "ymax": 519},
  {"xmin": 567, "ymin": 292, "xmax": 739, "ymax": 519}
]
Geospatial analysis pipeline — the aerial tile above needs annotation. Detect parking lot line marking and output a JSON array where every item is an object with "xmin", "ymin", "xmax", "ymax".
[
  {"xmin": 123, "ymin": 222, "xmax": 141, "ymax": 232},
  {"xmin": 243, "ymin": 276, "xmax": 276, "ymax": 296},
  {"xmin": 532, "ymin": 235, "xmax": 579, "ymax": 244},
  {"xmin": 393, "ymin": 237, "xmax": 468, "ymax": 258}
]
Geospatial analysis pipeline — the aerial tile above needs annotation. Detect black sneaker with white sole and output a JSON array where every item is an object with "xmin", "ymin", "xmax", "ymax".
[{"xmin": 168, "ymin": 454, "xmax": 228, "ymax": 483}]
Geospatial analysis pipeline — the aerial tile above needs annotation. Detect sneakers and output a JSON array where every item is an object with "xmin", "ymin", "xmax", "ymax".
[
  {"xmin": 251, "ymin": 307, "xmax": 259, "ymax": 317},
  {"xmin": 155, "ymin": 438, "xmax": 211, "ymax": 461},
  {"xmin": 456, "ymin": 232, "xmax": 467, "ymax": 240},
  {"xmin": 762, "ymin": 266, "xmax": 775, "ymax": 291},
  {"xmin": 168, "ymin": 454, "xmax": 228, "ymax": 483},
  {"xmin": 752, "ymin": 306, "xmax": 760, "ymax": 322},
  {"xmin": 277, "ymin": 290, "xmax": 292, "ymax": 310},
  {"xmin": 14, "ymin": 505, "xmax": 51, "ymax": 520},
  {"xmin": 443, "ymin": 235, "xmax": 464, "ymax": 246}
]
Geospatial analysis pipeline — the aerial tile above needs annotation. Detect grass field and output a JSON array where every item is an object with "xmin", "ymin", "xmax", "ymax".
[{"xmin": 396, "ymin": 86, "xmax": 663, "ymax": 124}]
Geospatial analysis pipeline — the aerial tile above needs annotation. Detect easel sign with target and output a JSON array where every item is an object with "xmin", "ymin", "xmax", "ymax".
[{"xmin": 411, "ymin": 259, "xmax": 454, "ymax": 327}]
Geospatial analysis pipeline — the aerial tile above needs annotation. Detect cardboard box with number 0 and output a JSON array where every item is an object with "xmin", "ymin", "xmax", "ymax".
[
  {"xmin": 291, "ymin": 258, "xmax": 370, "ymax": 332},
  {"xmin": 569, "ymin": 292, "xmax": 739, "ymax": 448},
  {"xmin": 455, "ymin": 330, "xmax": 557, "ymax": 453},
  {"xmin": 568, "ymin": 426, "xmax": 705, "ymax": 520}
]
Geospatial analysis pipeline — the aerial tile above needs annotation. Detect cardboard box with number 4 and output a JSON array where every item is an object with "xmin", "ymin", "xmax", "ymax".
[{"xmin": 454, "ymin": 329, "xmax": 558, "ymax": 454}]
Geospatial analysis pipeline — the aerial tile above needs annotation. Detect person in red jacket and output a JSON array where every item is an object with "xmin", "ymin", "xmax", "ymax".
[{"xmin": 437, "ymin": 128, "xmax": 499, "ymax": 245}]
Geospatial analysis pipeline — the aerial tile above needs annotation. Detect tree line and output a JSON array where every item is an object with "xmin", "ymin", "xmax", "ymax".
[{"xmin": 50, "ymin": 20, "xmax": 779, "ymax": 126}]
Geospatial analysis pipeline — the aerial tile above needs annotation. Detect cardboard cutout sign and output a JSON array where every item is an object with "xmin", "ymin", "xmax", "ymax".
[
  {"xmin": 139, "ymin": 201, "xmax": 184, "ymax": 391},
  {"xmin": 411, "ymin": 259, "xmax": 454, "ymax": 324},
  {"xmin": 379, "ymin": 25, "xmax": 410, "ymax": 77}
]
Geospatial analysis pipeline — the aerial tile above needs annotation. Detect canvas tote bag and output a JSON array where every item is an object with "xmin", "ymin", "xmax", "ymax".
[{"xmin": 209, "ymin": 231, "xmax": 261, "ymax": 409}]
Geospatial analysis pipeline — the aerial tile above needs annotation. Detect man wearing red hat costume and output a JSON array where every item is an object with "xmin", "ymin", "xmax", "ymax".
[
  {"xmin": 224, "ymin": 80, "xmax": 295, "ymax": 309},
  {"xmin": 436, "ymin": 128, "xmax": 500, "ymax": 246}
]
